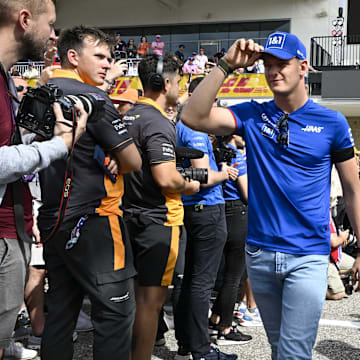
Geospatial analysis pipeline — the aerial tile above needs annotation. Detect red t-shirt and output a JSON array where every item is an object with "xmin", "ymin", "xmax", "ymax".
[{"xmin": 0, "ymin": 74, "xmax": 33, "ymax": 239}]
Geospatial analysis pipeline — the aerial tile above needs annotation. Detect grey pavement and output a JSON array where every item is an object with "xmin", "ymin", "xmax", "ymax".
[
  {"xmin": 73, "ymin": 292, "xmax": 360, "ymax": 360},
  {"xmin": 27, "ymin": 291, "xmax": 360, "ymax": 359}
]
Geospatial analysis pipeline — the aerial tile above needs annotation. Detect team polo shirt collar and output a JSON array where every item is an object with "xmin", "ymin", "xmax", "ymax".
[
  {"xmin": 272, "ymin": 98, "xmax": 312, "ymax": 118},
  {"xmin": 138, "ymin": 97, "xmax": 168, "ymax": 118},
  {"xmin": 51, "ymin": 69, "xmax": 84, "ymax": 82}
]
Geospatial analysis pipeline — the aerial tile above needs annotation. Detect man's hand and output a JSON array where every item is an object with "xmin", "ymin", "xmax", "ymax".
[
  {"xmin": 38, "ymin": 65, "xmax": 61, "ymax": 86},
  {"xmin": 106, "ymin": 158, "xmax": 119, "ymax": 175},
  {"xmin": 106, "ymin": 59, "xmax": 128, "ymax": 82},
  {"xmin": 221, "ymin": 163, "xmax": 239, "ymax": 181},
  {"xmin": 352, "ymin": 256, "xmax": 360, "ymax": 292},
  {"xmin": 182, "ymin": 179, "xmax": 200, "ymax": 196},
  {"xmin": 53, "ymin": 103, "xmax": 88, "ymax": 149},
  {"xmin": 223, "ymin": 39, "xmax": 263, "ymax": 70}
]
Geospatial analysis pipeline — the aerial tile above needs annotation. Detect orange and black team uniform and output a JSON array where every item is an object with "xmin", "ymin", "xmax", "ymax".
[
  {"xmin": 122, "ymin": 98, "xmax": 184, "ymax": 287},
  {"xmin": 38, "ymin": 70, "xmax": 136, "ymax": 360}
]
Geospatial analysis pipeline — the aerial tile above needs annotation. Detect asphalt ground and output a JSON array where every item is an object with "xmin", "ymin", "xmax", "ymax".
[{"xmin": 22, "ymin": 291, "xmax": 360, "ymax": 360}]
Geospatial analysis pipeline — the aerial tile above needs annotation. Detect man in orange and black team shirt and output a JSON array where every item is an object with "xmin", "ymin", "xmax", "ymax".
[
  {"xmin": 122, "ymin": 53, "xmax": 200, "ymax": 360},
  {"xmin": 37, "ymin": 26, "xmax": 142, "ymax": 360}
]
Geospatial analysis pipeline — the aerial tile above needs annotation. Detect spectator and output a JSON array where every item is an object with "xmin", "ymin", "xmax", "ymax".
[
  {"xmin": 181, "ymin": 32, "xmax": 360, "ymax": 360},
  {"xmin": 327, "ymin": 218, "xmax": 354, "ymax": 300},
  {"xmin": 0, "ymin": 1, "xmax": 88, "ymax": 359},
  {"xmin": 195, "ymin": 47, "xmax": 208, "ymax": 71},
  {"xmin": 151, "ymin": 34, "xmax": 164, "ymax": 55},
  {"xmin": 114, "ymin": 33, "xmax": 126, "ymax": 53},
  {"xmin": 137, "ymin": 36, "xmax": 150, "ymax": 58},
  {"xmin": 182, "ymin": 56, "xmax": 200, "ymax": 74},
  {"xmin": 175, "ymin": 44, "xmax": 185, "ymax": 64},
  {"xmin": 44, "ymin": 36, "xmax": 60, "ymax": 67},
  {"xmin": 10, "ymin": 66, "xmax": 21, "ymax": 77},
  {"xmin": 214, "ymin": 48, "xmax": 226, "ymax": 63},
  {"xmin": 22, "ymin": 62, "xmax": 39, "ymax": 79},
  {"xmin": 204, "ymin": 61, "xmax": 216, "ymax": 75},
  {"xmin": 117, "ymin": 88, "xmax": 139, "ymax": 116},
  {"xmin": 121, "ymin": 53, "xmax": 200, "ymax": 360},
  {"xmin": 38, "ymin": 25, "xmax": 141, "ymax": 360},
  {"xmin": 126, "ymin": 39, "xmax": 137, "ymax": 58}
]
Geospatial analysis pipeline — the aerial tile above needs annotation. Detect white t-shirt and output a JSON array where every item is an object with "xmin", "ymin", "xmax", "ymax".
[{"xmin": 195, "ymin": 54, "xmax": 208, "ymax": 70}]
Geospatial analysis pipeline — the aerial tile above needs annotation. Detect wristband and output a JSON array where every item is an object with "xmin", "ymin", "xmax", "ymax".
[
  {"xmin": 178, "ymin": 178, "xmax": 186, "ymax": 192},
  {"xmin": 217, "ymin": 58, "xmax": 233, "ymax": 77}
]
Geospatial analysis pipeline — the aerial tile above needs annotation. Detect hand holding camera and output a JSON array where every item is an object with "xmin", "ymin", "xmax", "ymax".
[{"xmin": 53, "ymin": 103, "xmax": 88, "ymax": 149}]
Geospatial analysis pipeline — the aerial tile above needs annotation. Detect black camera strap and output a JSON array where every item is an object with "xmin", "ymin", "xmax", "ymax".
[{"xmin": 42, "ymin": 108, "xmax": 77, "ymax": 244}]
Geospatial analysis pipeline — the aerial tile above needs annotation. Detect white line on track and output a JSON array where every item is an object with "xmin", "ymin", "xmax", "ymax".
[{"xmin": 319, "ymin": 318, "xmax": 360, "ymax": 329}]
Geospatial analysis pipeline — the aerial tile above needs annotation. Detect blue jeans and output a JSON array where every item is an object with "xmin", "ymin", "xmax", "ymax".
[{"xmin": 245, "ymin": 244, "xmax": 329, "ymax": 360}]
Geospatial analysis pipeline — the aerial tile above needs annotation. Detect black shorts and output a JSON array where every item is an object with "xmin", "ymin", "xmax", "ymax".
[{"xmin": 125, "ymin": 214, "xmax": 184, "ymax": 286}]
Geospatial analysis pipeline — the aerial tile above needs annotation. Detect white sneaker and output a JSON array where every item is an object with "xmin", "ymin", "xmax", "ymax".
[
  {"xmin": 233, "ymin": 301, "xmax": 246, "ymax": 320},
  {"xmin": 239, "ymin": 308, "xmax": 263, "ymax": 327},
  {"xmin": 4, "ymin": 341, "xmax": 37, "ymax": 359}
]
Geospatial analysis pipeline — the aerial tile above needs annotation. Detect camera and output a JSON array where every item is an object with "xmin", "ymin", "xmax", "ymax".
[
  {"xmin": 213, "ymin": 137, "xmax": 236, "ymax": 165},
  {"xmin": 115, "ymin": 50, "xmax": 127, "ymax": 60},
  {"xmin": 341, "ymin": 272, "xmax": 354, "ymax": 296},
  {"xmin": 177, "ymin": 167, "xmax": 208, "ymax": 184},
  {"xmin": 175, "ymin": 146, "xmax": 208, "ymax": 184},
  {"xmin": 16, "ymin": 84, "xmax": 105, "ymax": 140}
]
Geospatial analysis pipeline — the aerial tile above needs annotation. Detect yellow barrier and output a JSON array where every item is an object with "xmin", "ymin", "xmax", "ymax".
[
  {"xmin": 26, "ymin": 74, "xmax": 273, "ymax": 99},
  {"xmin": 109, "ymin": 74, "xmax": 272, "ymax": 100}
]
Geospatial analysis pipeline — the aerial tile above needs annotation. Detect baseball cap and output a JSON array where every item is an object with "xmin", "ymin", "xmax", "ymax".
[
  {"xmin": 262, "ymin": 32, "xmax": 306, "ymax": 60},
  {"xmin": 156, "ymin": 34, "xmax": 161, "ymax": 38},
  {"xmin": 188, "ymin": 56, "xmax": 194, "ymax": 61},
  {"xmin": 192, "ymin": 51, "xmax": 197, "ymax": 55},
  {"xmin": 117, "ymin": 89, "xmax": 138, "ymax": 104},
  {"xmin": 28, "ymin": 62, "xmax": 34, "ymax": 66}
]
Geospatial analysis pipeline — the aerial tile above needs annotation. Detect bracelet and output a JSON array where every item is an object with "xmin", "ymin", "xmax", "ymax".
[
  {"xmin": 178, "ymin": 178, "xmax": 186, "ymax": 192},
  {"xmin": 217, "ymin": 58, "xmax": 233, "ymax": 77}
]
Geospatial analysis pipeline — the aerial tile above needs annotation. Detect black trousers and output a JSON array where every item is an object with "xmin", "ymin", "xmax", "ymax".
[
  {"xmin": 40, "ymin": 215, "xmax": 136, "ymax": 360},
  {"xmin": 175, "ymin": 204, "xmax": 227, "ymax": 359},
  {"xmin": 212, "ymin": 200, "xmax": 248, "ymax": 326}
]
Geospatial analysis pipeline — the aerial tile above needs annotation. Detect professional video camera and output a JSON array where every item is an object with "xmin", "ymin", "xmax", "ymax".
[
  {"xmin": 213, "ymin": 137, "xmax": 236, "ymax": 165},
  {"xmin": 175, "ymin": 146, "xmax": 208, "ymax": 184},
  {"xmin": 16, "ymin": 84, "xmax": 105, "ymax": 140}
]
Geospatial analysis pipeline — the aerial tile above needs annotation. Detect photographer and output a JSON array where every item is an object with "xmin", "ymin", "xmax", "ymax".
[
  {"xmin": 37, "ymin": 26, "xmax": 141, "ymax": 360},
  {"xmin": 174, "ymin": 77, "xmax": 243, "ymax": 360},
  {"xmin": 0, "ymin": 1, "xmax": 88, "ymax": 359},
  {"xmin": 122, "ymin": 53, "xmax": 200, "ymax": 360}
]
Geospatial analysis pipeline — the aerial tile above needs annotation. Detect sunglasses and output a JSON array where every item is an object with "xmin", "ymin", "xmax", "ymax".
[{"xmin": 277, "ymin": 114, "xmax": 289, "ymax": 147}]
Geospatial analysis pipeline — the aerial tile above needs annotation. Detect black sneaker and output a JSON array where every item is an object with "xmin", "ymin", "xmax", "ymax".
[
  {"xmin": 175, "ymin": 345, "xmax": 192, "ymax": 360},
  {"xmin": 208, "ymin": 319, "xmax": 221, "ymax": 335},
  {"xmin": 199, "ymin": 346, "xmax": 238, "ymax": 360},
  {"xmin": 216, "ymin": 326, "xmax": 252, "ymax": 346}
]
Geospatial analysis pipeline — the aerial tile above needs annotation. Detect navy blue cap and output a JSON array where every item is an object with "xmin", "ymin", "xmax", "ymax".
[
  {"xmin": 262, "ymin": 32, "xmax": 306, "ymax": 60},
  {"xmin": 188, "ymin": 56, "xmax": 194, "ymax": 61}
]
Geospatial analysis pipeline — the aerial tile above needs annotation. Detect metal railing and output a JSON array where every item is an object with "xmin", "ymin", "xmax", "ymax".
[
  {"xmin": 12, "ymin": 59, "xmax": 141, "ymax": 78},
  {"xmin": 310, "ymin": 35, "xmax": 360, "ymax": 69}
]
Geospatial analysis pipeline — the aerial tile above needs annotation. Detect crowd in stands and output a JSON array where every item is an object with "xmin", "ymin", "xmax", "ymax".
[{"xmin": 11, "ymin": 33, "xmax": 266, "ymax": 80}]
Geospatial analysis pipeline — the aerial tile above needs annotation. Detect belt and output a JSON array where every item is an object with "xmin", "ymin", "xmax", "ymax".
[{"xmin": 225, "ymin": 199, "xmax": 246, "ymax": 208}]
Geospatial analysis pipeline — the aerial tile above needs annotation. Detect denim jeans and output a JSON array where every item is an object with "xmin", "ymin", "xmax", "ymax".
[{"xmin": 245, "ymin": 244, "xmax": 329, "ymax": 360}]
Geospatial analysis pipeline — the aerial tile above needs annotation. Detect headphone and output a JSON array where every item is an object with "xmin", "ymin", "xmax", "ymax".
[{"xmin": 149, "ymin": 55, "xmax": 164, "ymax": 92}]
